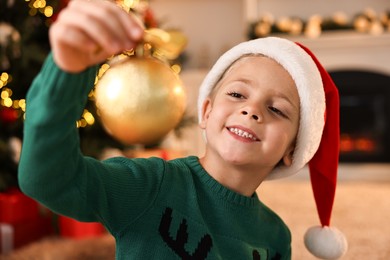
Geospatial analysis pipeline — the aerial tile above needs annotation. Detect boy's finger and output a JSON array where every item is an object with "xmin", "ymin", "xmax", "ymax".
[
  {"xmin": 68, "ymin": 0, "xmax": 144, "ymax": 47},
  {"xmin": 51, "ymin": 22, "xmax": 99, "ymax": 54}
]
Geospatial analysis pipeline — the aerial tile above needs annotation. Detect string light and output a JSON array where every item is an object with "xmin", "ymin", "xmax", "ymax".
[
  {"xmin": 18, "ymin": 99, "xmax": 26, "ymax": 112},
  {"xmin": 1, "ymin": 87, "xmax": 13, "ymax": 108},
  {"xmin": 76, "ymin": 109, "xmax": 96, "ymax": 128},
  {"xmin": 0, "ymin": 73, "xmax": 26, "ymax": 122},
  {"xmin": 44, "ymin": 6, "xmax": 54, "ymax": 17},
  {"xmin": 25, "ymin": 0, "xmax": 54, "ymax": 18}
]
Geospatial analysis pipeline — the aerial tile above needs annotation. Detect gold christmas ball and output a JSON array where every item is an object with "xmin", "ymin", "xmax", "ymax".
[{"xmin": 95, "ymin": 56, "xmax": 186, "ymax": 145}]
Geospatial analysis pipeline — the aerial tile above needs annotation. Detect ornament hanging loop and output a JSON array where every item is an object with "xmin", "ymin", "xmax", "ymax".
[
  {"xmin": 143, "ymin": 28, "xmax": 187, "ymax": 60},
  {"xmin": 114, "ymin": 0, "xmax": 187, "ymax": 61},
  {"xmin": 114, "ymin": 0, "xmax": 134, "ymax": 13}
]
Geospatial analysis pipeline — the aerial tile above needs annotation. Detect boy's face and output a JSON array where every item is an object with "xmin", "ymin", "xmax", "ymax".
[{"xmin": 200, "ymin": 56, "xmax": 300, "ymax": 173}]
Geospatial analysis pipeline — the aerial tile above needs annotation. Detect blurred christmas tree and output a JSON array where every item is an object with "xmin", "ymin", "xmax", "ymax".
[
  {"xmin": 0, "ymin": 0, "xmax": 63, "ymax": 191},
  {"xmin": 0, "ymin": 0, "xmax": 57, "ymax": 133}
]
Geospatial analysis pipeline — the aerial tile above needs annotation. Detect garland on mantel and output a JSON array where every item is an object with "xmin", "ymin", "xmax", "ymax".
[{"xmin": 248, "ymin": 8, "xmax": 390, "ymax": 39}]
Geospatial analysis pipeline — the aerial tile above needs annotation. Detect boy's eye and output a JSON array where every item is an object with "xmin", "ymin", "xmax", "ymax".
[
  {"xmin": 226, "ymin": 91, "xmax": 244, "ymax": 99},
  {"xmin": 269, "ymin": 106, "xmax": 287, "ymax": 118}
]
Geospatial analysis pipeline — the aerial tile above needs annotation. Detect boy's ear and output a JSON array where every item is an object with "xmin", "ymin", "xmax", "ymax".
[
  {"xmin": 282, "ymin": 144, "xmax": 295, "ymax": 166},
  {"xmin": 199, "ymin": 98, "xmax": 212, "ymax": 129}
]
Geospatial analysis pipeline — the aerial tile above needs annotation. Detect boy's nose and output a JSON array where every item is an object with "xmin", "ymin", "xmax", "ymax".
[{"xmin": 241, "ymin": 110, "xmax": 262, "ymax": 122}]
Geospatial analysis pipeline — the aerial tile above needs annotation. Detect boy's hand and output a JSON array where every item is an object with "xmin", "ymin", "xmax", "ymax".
[{"xmin": 49, "ymin": 0, "xmax": 144, "ymax": 73}]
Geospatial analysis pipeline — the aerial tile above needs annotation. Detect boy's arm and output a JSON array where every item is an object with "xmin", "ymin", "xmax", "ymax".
[
  {"xmin": 18, "ymin": 54, "xmax": 99, "ymax": 219},
  {"xmin": 18, "ymin": 54, "xmax": 164, "ymax": 234}
]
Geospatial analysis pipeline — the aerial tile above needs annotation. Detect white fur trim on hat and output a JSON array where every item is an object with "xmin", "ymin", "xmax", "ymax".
[{"xmin": 197, "ymin": 37, "xmax": 326, "ymax": 180}]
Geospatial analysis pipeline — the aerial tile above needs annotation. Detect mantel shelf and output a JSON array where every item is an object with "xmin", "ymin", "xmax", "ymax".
[
  {"xmin": 272, "ymin": 31, "xmax": 390, "ymax": 75},
  {"xmin": 279, "ymin": 31, "xmax": 390, "ymax": 49}
]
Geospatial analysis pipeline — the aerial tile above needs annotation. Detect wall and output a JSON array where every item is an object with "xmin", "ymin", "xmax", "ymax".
[
  {"xmin": 150, "ymin": 0, "xmax": 389, "ymax": 69},
  {"xmin": 149, "ymin": 0, "xmax": 246, "ymax": 69}
]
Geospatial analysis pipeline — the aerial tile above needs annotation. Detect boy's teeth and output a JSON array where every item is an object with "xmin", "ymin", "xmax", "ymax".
[{"xmin": 229, "ymin": 128, "xmax": 257, "ymax": 140}]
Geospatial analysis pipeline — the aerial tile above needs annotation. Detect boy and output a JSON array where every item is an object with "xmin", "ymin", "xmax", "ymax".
[{"xmin": 18, "ymin": 0, "xmax": 347, "ymax": 259}]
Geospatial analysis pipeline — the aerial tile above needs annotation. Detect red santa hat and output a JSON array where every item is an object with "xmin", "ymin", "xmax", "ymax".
[{"xmin": 197, "ymin": 37, "xmax": 347, "ymax": 259}]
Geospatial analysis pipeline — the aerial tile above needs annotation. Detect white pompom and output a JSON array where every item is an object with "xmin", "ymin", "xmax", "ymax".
[{"xmin": 304, "ymin": 226, "xmax": 348, "ymax": 259}]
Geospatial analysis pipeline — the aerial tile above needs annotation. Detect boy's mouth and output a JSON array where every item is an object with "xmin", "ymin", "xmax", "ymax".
[{"xmin": 227, "ymin": 127, "xmax": 259, "ymax": 141}]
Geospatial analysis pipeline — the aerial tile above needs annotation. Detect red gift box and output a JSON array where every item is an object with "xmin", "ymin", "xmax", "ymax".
[
  {"xmin": 0, "ymin": 216, "xmax": 54, "ymax": 254},
  {"xmin": 0, "ymin": 188, "xmax": 54, "ymax": 253},
  {"xmin": 0, "ymin": 188, "xmax": 39, "ymax": 223},
  {"xmin": 59, "ymin": 216, "xmax": 106, "ymax": 239}
]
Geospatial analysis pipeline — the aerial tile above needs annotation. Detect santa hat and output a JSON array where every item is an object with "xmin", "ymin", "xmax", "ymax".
[{"xmin": 197, "ymin": 37, "xmax": 347, "ymax": 259}]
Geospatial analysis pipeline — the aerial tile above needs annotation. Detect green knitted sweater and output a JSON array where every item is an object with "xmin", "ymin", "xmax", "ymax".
[{"xmin": 18, "ymin": 54, "xmax": 291, "ymax": 259}]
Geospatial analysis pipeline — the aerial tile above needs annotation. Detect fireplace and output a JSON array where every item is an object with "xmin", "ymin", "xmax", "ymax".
[{"xmin": 330, "ymin": 70, "xmax": 390, "ymax": 162}]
